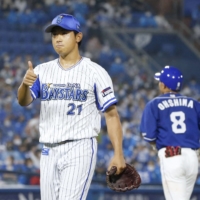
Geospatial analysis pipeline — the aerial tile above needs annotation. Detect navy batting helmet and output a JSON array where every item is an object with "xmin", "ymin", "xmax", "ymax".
[{"xmin": 154, "ymin": 66, "xmax": 183, "ymax": 91}]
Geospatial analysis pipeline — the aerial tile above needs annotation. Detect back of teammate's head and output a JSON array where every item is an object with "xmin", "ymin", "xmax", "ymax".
[
  {"xmin": 154, "ymin": 66, "xmax": 183, "ymax": 91},
  {"xmin": 44, "ymin": 13, "xmax": 81, "ymax": 33}
]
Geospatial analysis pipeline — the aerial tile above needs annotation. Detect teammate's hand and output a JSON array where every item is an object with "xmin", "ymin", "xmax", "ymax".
[
  {"xmin": 23, "ymin": 61, "xmax": 37, "ymax": 86},
  {"xmin": 108, "ymin": 154, "xmax": 126, "ymax": 175}
]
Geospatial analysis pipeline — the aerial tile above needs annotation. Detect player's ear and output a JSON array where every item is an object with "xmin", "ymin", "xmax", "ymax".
[
  {"xmin": 162, "ymin": 82, "xmax": 172, "ymax": 92},
  {"xmin": 76, "ymin": 32, "xmax": 83, "ymax": 43},
  {"xmin": 160, "ymin": 82, "xmax": 165, "ymax": 89},
  {"xmin": 159, "ymin": 82, "xmax": 166, "ymax": 91}
]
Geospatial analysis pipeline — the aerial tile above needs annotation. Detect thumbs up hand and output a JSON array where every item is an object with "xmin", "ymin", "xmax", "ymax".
[{"xmin": 23, "ymin": 61, "xmax": 37, "ymax": 86}]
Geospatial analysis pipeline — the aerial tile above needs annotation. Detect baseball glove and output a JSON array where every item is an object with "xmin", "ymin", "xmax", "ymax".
[{"xmin": 106, "ymin": 163, "xmax": 141, "ymax": 192}]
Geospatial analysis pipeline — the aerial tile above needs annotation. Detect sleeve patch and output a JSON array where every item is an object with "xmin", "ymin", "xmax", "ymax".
[{"xmin": 101, "ymin": 87, "xmax": 113, "ymax": 97}]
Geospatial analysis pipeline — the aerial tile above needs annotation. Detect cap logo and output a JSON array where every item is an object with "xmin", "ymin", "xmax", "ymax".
[{"xmin": 57, "ymin": 15, "xmax": 63, "ymax": 24}]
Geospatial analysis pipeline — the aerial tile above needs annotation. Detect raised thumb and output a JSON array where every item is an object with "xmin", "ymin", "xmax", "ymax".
[{"xmin": 28, "ymin": 61, "xmax": 34, "ymax": 71}]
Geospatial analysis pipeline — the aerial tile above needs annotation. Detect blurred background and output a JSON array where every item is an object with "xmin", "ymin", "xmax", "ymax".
[{"xmin": 0, "ymin": 0, "xmax": 200, "ymax": 199}]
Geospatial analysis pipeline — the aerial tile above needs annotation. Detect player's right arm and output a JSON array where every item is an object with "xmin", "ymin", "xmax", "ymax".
[
  {"xmin": 140, "ymin": 101, "xmax": 157, "ymax": 142},
  {"xmin": 18, "ymin": 61, "xmax": 37, "ymax": 106}
]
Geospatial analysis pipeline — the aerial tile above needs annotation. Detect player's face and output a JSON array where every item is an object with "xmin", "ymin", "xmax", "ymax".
[{"xmin": 51, "ymin": 27, "xmax": 82, "ymax": 56}]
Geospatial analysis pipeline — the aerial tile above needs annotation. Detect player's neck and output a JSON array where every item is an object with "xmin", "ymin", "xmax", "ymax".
[
  {"xmin": 163, "ymin": 91, "xmax": 177, "ymax": 94},
  {"xmin": 59, "ymin": 54, "xmax": 82, "ymax": 69},
  {"xmin": 162, "ymin": 87, "xmax": 177, "ymax": 94}
]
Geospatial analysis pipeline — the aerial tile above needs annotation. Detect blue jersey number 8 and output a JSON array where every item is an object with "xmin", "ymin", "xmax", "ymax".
[{"xmin": 170, "ymin": 111, "xmax": 186, "ymax": 134}]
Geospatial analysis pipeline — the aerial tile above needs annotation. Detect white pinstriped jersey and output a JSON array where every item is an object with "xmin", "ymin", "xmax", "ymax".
[{"xmin": 30, "ymin": 57, "xmax": 117, "ymax": 143}]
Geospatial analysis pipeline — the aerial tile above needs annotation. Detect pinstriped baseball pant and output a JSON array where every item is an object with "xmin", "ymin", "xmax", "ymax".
[{"xmin": 40, "ymin": 138, "xmax": 97, "ymax": 200}]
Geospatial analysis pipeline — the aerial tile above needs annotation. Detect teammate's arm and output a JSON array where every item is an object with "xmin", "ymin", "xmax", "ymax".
[
  {"xmin": 18, "ymin": 61, "xmax": 37, "ymax": 106},
  {"xmin": 104, "ymin": 105, "xmax": 126, "ymax": 174}
]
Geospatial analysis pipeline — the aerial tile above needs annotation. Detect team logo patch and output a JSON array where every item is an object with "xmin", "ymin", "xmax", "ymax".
[
  {"xmin": 41, "ymin": 82, "xmax": 88, "ymax": 101},
  {"xmin": 101, "ymin": 87, "xmax": 113, "ymax": 97},
  {"xmin": 42, "ymin": 148, "xmax": 50, "ymax": 155},
  {"xmin": 57, "ymin": 15, "xmax": 63, "ymax": 24}
]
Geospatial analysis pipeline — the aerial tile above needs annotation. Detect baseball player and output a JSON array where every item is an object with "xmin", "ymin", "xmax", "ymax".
[
  {"xmin": 140, "ymin": 66, "xmax": 200, "ymax": 200},
  {"xmin": 17, "ymin": 13, "xmax": 126, "ymax": 200}
]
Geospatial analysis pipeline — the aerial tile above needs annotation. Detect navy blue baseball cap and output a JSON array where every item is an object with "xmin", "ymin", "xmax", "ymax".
[
  {"xmin": 154, "ymin": 66, "xmax": 183, "ymax": 91},
  {"xmin": 44, "ymin": 14, "xmax": 81, "ymax": 33}
]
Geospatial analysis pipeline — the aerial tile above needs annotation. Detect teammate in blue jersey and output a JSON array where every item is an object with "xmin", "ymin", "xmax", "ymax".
[
  {"xmin": 17, "ymin": 13, "xmax": 126, "ymax": 200},
  {"xmin": 140, "ymin": 66, "xmax": 200, "ymax": 200}
]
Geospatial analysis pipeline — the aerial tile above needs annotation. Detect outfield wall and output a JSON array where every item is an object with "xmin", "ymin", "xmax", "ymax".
[{"xmin": 1, "ymin": 185, "xmax": 200, "ymax": 200}]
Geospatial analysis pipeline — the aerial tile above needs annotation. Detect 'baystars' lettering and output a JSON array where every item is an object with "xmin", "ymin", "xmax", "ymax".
[
  {"xmin": 41, "ymin": 84, "xmax": 89, "ymax": 101},
  {"xmin": 158, "ymin": 98, "xmax": 193, "ymax": 110}
]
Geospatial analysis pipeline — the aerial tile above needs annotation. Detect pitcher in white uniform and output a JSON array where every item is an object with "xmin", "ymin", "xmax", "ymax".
[{"xmin": 17, "ymin": 13, "xmax": 126, "ymax": 200}]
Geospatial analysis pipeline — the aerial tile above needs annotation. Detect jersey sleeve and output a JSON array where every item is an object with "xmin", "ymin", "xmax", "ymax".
[
  {"xmin": 94, "ymin": 68, "xmax": 117, "ymax": 112},
  {"xmin": 197, "ymin": 102, "xmax": 200, "ymax": 128},
  {"xmin": 140, "ymin": 101, "xmax": 157, "ymax": 142},
  {"xmin": 30, "ymin": 66, "xmax": 40, "ymax": 100}
]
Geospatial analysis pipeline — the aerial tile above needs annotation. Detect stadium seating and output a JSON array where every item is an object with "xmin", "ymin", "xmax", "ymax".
[{"xmin": 0, "ymin": 0, "xmax": 200, "ymax": 186}]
